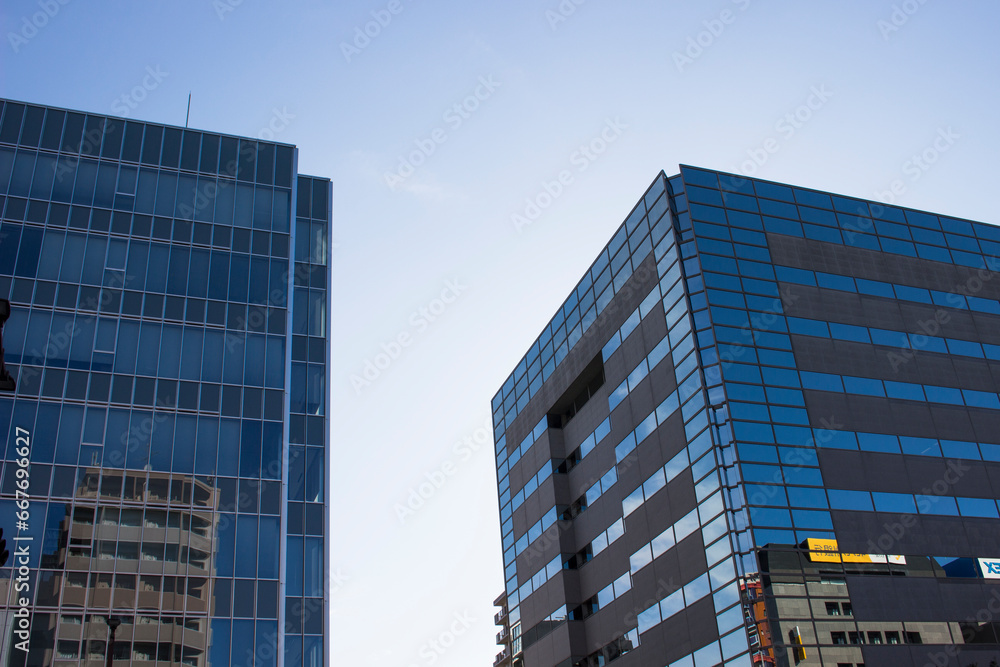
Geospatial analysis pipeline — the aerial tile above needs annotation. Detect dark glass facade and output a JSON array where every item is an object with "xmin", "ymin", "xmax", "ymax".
[
  {"xmin": 0, "ymin": 99, "xmax": 330, "ymax": 667},
  {"xmin": 492, "ymin": 166, "xmax": 1000, "ymax": 666}
]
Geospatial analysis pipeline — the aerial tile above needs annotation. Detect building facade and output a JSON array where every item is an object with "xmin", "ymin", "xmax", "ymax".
[
  {"xmin": 492, "ymin": 165, "xmax": 1000, "ymax": 666},
  {"xmin": 0, "ymin": 99, "xmax": 330, "ymax": 667}
]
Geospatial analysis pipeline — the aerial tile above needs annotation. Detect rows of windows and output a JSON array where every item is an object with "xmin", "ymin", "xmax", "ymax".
[
  {"xmin": 0, "ymin": 224, "xmax": 295, "ymax": 305},
  {"xmin": 0, "ymin": 100, "xmax": 295, "ymax": 186},
  {"xmin": 0, "ymin": 400, "xmax": 288, "ymax": 477},
  {"xmin": 74, "ymin": 538, "xmax": 212, "ymax": 570},
  {"xmin": 284, "ymin": 536, "xmax": 326, "ymax": 597},
  {"xmin": 674, "ymin": 174, "xmax": 814, "ymax": 661},
  {"xmin": 509, "ymin": 506, "xmax": 557, "ymax": 559},
  {"xmin": 512, "ymin": 513, "xmax": 628, "ymax": 615},
  {"xmin": 0, "ymin": 101, "xmax": 331, "ymax": 663},
  {"xmin": 831, "ymin": 629, "xmax": 915, "ymax": 645},
  {"xmin": 578, "ymin": 465, "xmax": 618, "ymax": 513},
  {"xmin": 213, "ymin": 618, "xmax": 324, "ymax": 667},
  {"xmin": 0, "ymin": 150, "xmax": 292, "ymax": 233},
  {"xmin": 0, "ymin": 502, "xmax": 287, "ymax": 585},
  {"xmin": 594, "ymin": 571, "xmax": 633, "ymax": 610},
  {"xmin": 503, "ymin": 317, "xmax": 660, "ymax": 571},
  {"xmin": 576, "ymin": 629, "xmax": 637, "ymax": 667},
  {"xmin": 4, "ymin": 312, "xmax": 286, "ymax": 384},
  {"xmin": 500, "ymin": 176, "xmax": 729, "ymax": 658},
  {"xmin": 32, "ymin": 572, "xmax": 214, "ymax": 613},
  {"xmin": 25, "ymin": 615, "xmax": 212, "ymax": 664},
  {"xmin": 498, "ymin": 414, "xmax": 548, "ymax": 592},
  {"xmin": 29, "ymin": 604, "xmax": 323, "ymax": 667},
  {"xmin": 2, "ymin": 279, "xmax": 290, "ymax": 338},
  {"xmin": 497, "ymin": 415, "xmax": 546, "ymax": 482},
  {"xmin": 787, "ymin": 315, "xmax": 1000, "ymax": 360},
  {"xmin": 163, "ymin": 513, "xmax": 283, "ymax": 595},
  {"xmin": 503, "ymin": 289, "xmax": 667, "ymax": 586},
  {"xmin": 607, "ymin": 333, "xmax": 671, "ymax": 412},
  {"xmin": 773, "ymin": 263, "xmax": 1000, "ymax": 314},
  {"xmin": 495, "ymin": 180, "xmax": 673, "ymax": 636},
  {"xmin": 555, "ymin": 416, "xmax": 611, "ymax": 474},
  {"xmin": 520, "ymin": 573, "xmax": 635, "ymax": 658},
  {"xmin": 800, "ymin": 368, "xmax": 1000, "ymax": 410},
  {"xmin": 783, "ymin": 428, "xmax": 1000, "ymax": 462},
  {"xmin": 621, "ymin": 444, "xmax": 699, "ymax": 519},
  {"xmin": 691, "ymin": 197, "xmax": 998, "ymax": 270},
  {"xmin": 587, "ymin": 517, "xmax": 625, "ymax": 559},
  {"xmin": 629, "ymin": 497, "xmax": 728, "ymax": 576},
  {"xmin": 9, "ymin": 368, "xmax": 291, "ymax": 423},
  {"xmin": 493, "ymin": 178, "xmax": 670, "ymax": 436},
  {"xmin": 608, "ymin": 175, "xmax": 755, "ymax": 665},
  {"xmin": 600, "ymin": 281, "xmax": 663, "ymax": 360},
  {"xmin": 514, "ymin": 554, "xmax": 562, "ymax": 602},
  {"xmin": 0, "ymin": 198, "xmax": 293, "ymax": 260},
  {"xmin": 682, "ymin": 165, "xmax": 997, "ymax": 263},
  {"xmin": 613, "ymin": 265, "xmax": 705, "ymax": 472},
  {"xmin": 513, "ymin": 604, "xmax": 568, "ymax": 654},
  {"xmin": 287, "ymin": 181, "xmax": 329, "ymax": 662},
  {"xmin": 503, "ymin": 439, "xmax": 551, "ymax": 514},
  {"xmin": 657, "ymin": 632, "xmax": 752, "ymax": 667},
  {"xmin": 825, "ymin": 489, "xmax": 1000, "ymax": 519},
  {"xmin": 636, "ymin": 568, "xmax": 745, "ymax": 644}
]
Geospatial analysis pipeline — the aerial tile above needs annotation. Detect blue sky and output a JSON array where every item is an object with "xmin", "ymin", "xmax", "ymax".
[{"xmin": 3, "ymin": 1, "xmax": 1000, "ymax": 665}]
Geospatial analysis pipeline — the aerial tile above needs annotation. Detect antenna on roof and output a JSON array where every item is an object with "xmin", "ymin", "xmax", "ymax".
[{"xmin": 185, "ymin": 93, "xmax": 192, "ymax": 128}]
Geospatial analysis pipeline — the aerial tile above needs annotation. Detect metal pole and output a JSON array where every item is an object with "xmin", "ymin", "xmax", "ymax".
[{"xmin": 106, "ymin": 617, "xmax": 120, "ymax": 667}]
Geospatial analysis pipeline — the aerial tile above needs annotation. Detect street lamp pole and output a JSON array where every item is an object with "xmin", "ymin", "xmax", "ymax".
[{"xmin": 105, "ymin": 617, "xmax": 121, "ymax": 667}]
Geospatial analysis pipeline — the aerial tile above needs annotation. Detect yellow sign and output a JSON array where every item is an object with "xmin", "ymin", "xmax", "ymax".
[
  {"xmin": 790, "ymin": 625, "xmax": 807, "ymax": 661},
  {"xmin": 805, "ymin": 538, "xmax": 906, "ymax": 564}
]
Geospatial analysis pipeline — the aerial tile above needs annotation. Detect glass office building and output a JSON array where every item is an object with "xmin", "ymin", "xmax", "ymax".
[
  {"xmin": 0, "ymin": 99, "xmax": 330, "ymax": 666},
  {"xmin": 492, "ymin": 166, "xmax": 1000, "ymax": 667}
]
